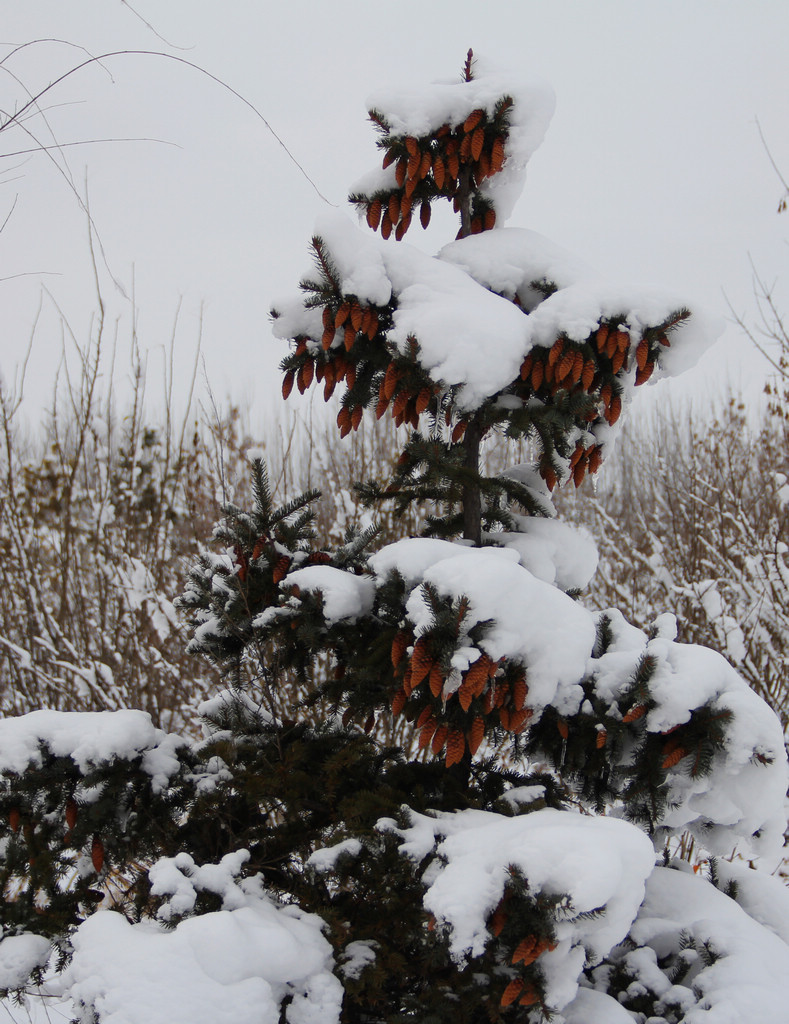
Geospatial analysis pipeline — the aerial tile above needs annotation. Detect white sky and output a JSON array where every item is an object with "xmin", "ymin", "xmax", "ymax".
[{"xmin": 2, "ymin": 1, "xmax": 788, "ymax": 430}]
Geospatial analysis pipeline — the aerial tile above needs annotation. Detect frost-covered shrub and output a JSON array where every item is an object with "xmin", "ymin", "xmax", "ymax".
[{"xmin": 555, "ymin": 399, "xmax": 789, "ymax": 725}]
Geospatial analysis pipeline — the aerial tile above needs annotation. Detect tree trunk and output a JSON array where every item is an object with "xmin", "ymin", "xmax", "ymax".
[
  {"xmin": 456, "ymin": 165, "xmax": 482, "ymax": 545},
  {"xmin": 462, "ymin": 414, "xmax": 482, "ymax": 545}
]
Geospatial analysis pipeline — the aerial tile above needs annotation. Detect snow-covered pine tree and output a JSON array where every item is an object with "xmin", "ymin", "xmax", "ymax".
[{"xmin": 1, "ymin": 50, "xmax": 789, "ymax": 1024}]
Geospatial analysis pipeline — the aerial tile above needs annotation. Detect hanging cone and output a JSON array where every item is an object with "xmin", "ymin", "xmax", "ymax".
[
  {"xmin": 569, "ymin": 443, "xmax": 584, "ymax": 470},
  {"xmin": 282, "ymin": 370, "xmax": 295, "ymax": 400},
  {"xmin": 531, "ymin": 360, "xmax": 544, "ymax": 390},
  {"xmin": 381, "ymin": 211, "xmax": 393, "ymax": 239},
  {"xmin": 382, "ymin": 149, "xmax": 396, "ymax": 170},
  {"xmin": 410, "ymin": 637, "xmax": 433, "ymax": 687},
  {"xmin": 489, "ymin": 901, "xmax": 507, "ymax": 937},
  {"xmin": 518, "ymin": 985, "xmax": 540, "ymax": 1008},
  {"xmin": 582, "ymin": 359, "xmax": 595, "ymax": 390},
  {"xmin": 415, "ymin": 387, "xmax": 431, "ymax": 415},
  {"xmin": 433, "ymin": 155, "xmax": 446, "ymax": 190},
  {"xmin": 607, "ymin": 394, "xmax": 622, "ymax": 424},
  {"xmin": 323, "ymin": 364, "xmax": 337, "ymax": 400},
  {"xmin": 622, "ymin": 703, "xmax": 647, "ymax": 723},
  {"xmin": 491, "ymin": 136, "xmax": 505, "ymax": 173},
  {"xmin": 548, "ymin": 337, "xmax": 564, "ymax": 367},
  {"xmin": 588, "ymin": 445, "xmax": 603, "ymax": 474},
  {"xmin": 416, "ymin": 705, "xmax": 435, "ymax": 729},
  {"xmin": 429, "ymin": 664, "xmax": 444, "ymax": 698},
  {"xmin": 337, "ymin": 406, "xmax": 352, "ymax": 434},
  {"xmin": 388, "ymin": 193, "xmax": 401, "ymax": 226},
  {"xmin": 335, "ymin": 355, "xmax": 349, "ymax": 382},
  {"xmin": 511, "ymin": 935, "xmax": 539, "ymax": 965},
  {"xmin": 395, "ymin": 213, "xmax": 412, "ymax": 240},
  {"xmin": 392, "ymin": 391, "xmax": 410, "ymax": 418},
  {"xmin": 468, "ymin": 716, "xmax": 485, "ymax": 756},
  {"xmin": 635, "ymin": 337, "xmax": 649, "ymax": 370},
  {"xmin": 402, "ymin": 663, "xmax": 414, "ymax": 697},
  {"xmin": 431, "ymin": 723, "xmax": 448, "ymax": 755},
  {"xmin": 635, "ymin": 362, "xmax": 655, "ymax": 386},
  {"xmin": 91, "ymin": 836, "xmax": 105, "ymax": 873},
  {"xmin": 395, "ymin": 158, "xmax": 407, "ymax": 187},
  {"xmin": 391, "ymin": 630, "xmax": 411, "ymax": 668},
  {"xmin": 451, "ymin": 419, "xmax": 467, "ymax": 443},
  {"xmin": 272, "ymin": 555, "xmax": 291, "ymax": 583},
  {"xmin": 464, "ymin": 654, "xmax": 492, "ymax": 698},
  {"xmin": 595, "ymin": 324, "xmax": 609, "ymax": 350},
  {"xmin": 383, "ymin": 362, "xmax": 401, "ymax": 399},
  {"xmin": 420, "ymin": 200, "xmax": 432, "ymax": 229},
  {"xmin": 512, "ymin": 676, "xmax": 528, "ymax": 711},
  {"xmin": 509, "ymin": 708, "xmax": 533, "ymax": 733},
  {"xmin": 418, "ymin": 718, "xmax": 437, "ymax": 750},
  {"xmin": 662, "ymin": 746, "xmax": 687, "ymax": 770},
  {"xmin": 391, "ymin": 688, "xmax": 408, "ymax": 717},
  {"xmin": 463, "ymin": 108, "xmax": 485, "ymax": 133},
  {"xmin": 471, "ymin": 125, "xmax": 485, "ymax": 161},
  {"xmin": 65, "ymin": 798, "xmax": 78, "ymax": 830},
  {"xmin": 445, "ymin": 728, "xmax": 466, "ymax": 768},
  {"xmin": 500, "ymin": 979, "xmax": 525, "ymax": 1008},
  {"xmin": 367, "ymin": 199, "xmax": 382, "ymax": 230},
  {"xmin": 456, "ymin": 674, "xmax": 477, "ymax": 712},
  {"xmin": 297, "ymin": 361, "xmax": 313, "ymax": 394},
  {"xmin": 556, "ymin": 350, "xmax": 575, "ymax": 382}
]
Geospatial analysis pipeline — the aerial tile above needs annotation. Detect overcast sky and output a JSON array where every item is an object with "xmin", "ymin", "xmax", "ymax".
[{"xmin": 2, "ymin": 1, "xmax": 788, "ymax": 429}]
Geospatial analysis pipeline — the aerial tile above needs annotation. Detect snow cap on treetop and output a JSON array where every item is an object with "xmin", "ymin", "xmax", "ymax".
[{"xmin": 363, "ymin": 55, "xmax": 556, "ymax": 221}]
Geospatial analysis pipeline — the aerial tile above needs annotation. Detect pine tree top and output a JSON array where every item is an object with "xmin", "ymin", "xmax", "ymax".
[{"xmin": 273, "ymin": 51, "xmax": 720, "ymax": 508}]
